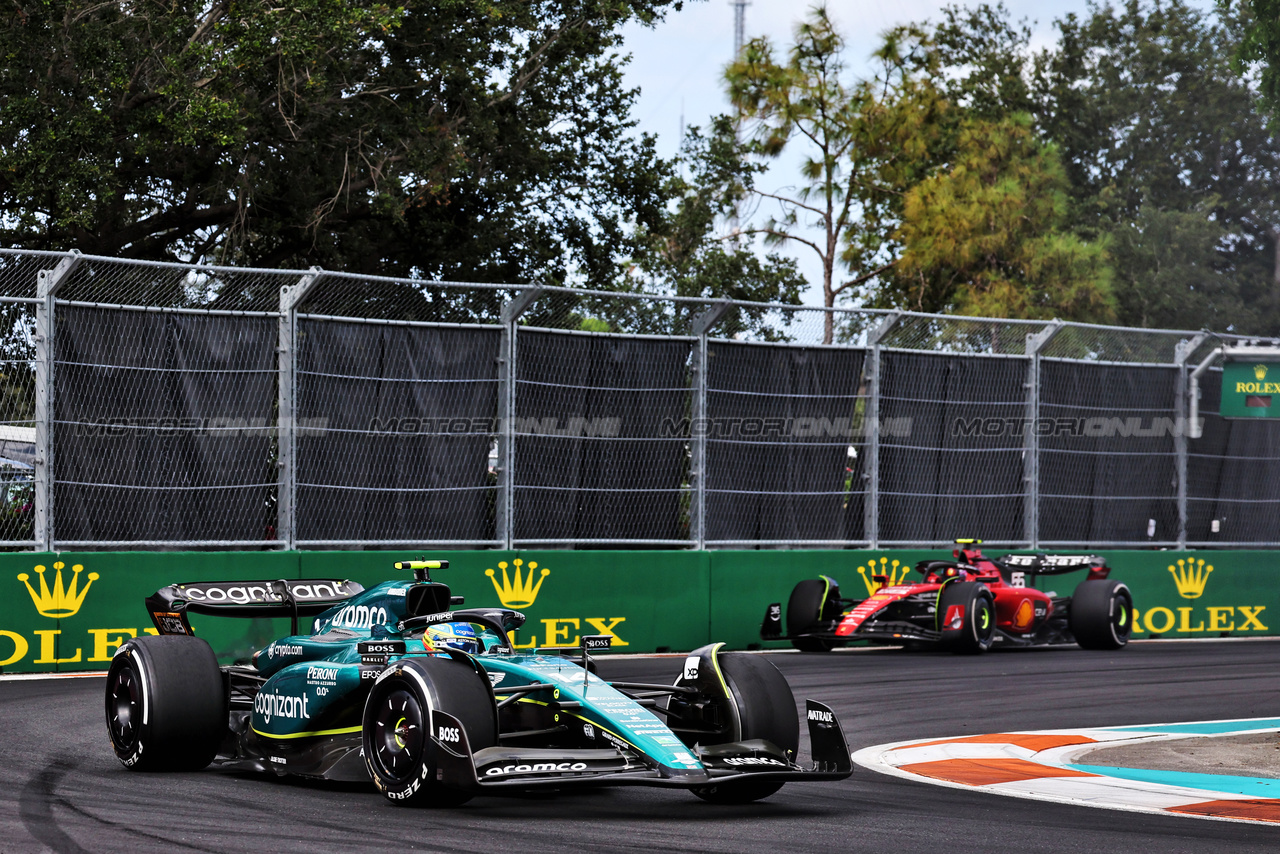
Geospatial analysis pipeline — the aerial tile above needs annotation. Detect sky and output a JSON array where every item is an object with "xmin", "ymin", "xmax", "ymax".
[{"xmin": 615, "ymin": 0, "xmax": 1217, "ymax": 304}]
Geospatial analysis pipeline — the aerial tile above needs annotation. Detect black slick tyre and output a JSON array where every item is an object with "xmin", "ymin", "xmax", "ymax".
[
  {"xmin": 1070, "ymin": 579, "xmax": 1133, "ymax": 650},
  {"xmin": 692, "ymin": 652, "xmax": 800, "ymax": 804},
  {"xmin": 786, "ymin": 578, "xmax": 837, "ymax": 652},
  {"xmin": 104, "ymin": 635, "xmax": 227, "ymax": 771},
  {"xmin": 937, "ymin": 582, "xmax": 995, "ymax": 654},
  {"xmin": 363, "ymin": 655, "xmax": 497, "ymax": 807}
]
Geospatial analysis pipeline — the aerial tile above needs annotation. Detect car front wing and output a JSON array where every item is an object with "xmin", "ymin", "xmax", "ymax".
[{"xmin": 432, "ymin": 700, "xmax": 852, "ymax": 793}]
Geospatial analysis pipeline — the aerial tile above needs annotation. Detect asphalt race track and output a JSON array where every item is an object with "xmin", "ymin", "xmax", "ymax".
[{"xmin": 4, "ymin": 640, "xmax": 1280, "ymax": 853}]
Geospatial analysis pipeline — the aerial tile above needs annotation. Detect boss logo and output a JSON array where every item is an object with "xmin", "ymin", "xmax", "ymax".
[{"xmin": 438, "ymin": 726, "xmax": 461, "ymax": 744}]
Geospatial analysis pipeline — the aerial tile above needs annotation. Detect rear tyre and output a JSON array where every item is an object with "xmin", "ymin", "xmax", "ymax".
[
  {"xmin": 786, "ymin": 579, "xmax": 837, "ymax": 652},
  {"xmin": 364, "ymin": 656, "xmax": 497, "ymax": 807},
  {"xmin": 1070, "ymin": 580, "xmax": 1133, "ymax": 650},
  {"xmin": 692, "ymin": 653, "xmax": 799, "ymax": 804},
  {"xmin": 104, "ymin": 635, "xmax": 227, "ymax": 771},
  {"xmin": 938, "ymin": 582, "xmax": 995, "ymax": 654}
]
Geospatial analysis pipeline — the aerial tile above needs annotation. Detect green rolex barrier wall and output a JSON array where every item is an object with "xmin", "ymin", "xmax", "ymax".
[{"xmin": 0, "ymin": 549, "xmax": 1275, "ymax": 673}]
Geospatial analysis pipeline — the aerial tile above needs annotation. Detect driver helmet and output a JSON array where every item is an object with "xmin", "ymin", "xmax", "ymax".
[{"xmin": 426, "ymin": 621, "xmax": 481, "ymax": 655}]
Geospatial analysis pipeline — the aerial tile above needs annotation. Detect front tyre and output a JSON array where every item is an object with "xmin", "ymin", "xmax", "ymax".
[
  {"xmin": 104, "ymin": 635, "xmax": 227, "ymax": 771},
  {"xmin": 1070, "ymin": 580, "xmax": 1133, "ymax": 650},
  {"xmin": 692, "ymin": 652, "xmax": 799, "ymax": 804},
  {"xmin": 363, "ymin": 656, "xmax": 497, "ymax": 807},
  {"xmin": 938, "ymin": 582, "xmax": 995, "ymax": 654},
  {"xmin": 786, "ymin": 578, "xmax": 837, "ymax": 652}
]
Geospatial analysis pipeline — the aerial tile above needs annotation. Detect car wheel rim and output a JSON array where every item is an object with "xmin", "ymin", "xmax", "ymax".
[
  {"xmin": 975, "ymin": 600, "xmax": 993, "ymax": 642},
  {"xmin": 374, "ymin": 688, "xmax": 424, "ymax": 781},
  {"xmin": 107, "ymin": 666, "xmax": 140, "ymax": 748},
  {"xmin": 1113, "ymin": 596, "xmax": 1132, "ymax": 640}
]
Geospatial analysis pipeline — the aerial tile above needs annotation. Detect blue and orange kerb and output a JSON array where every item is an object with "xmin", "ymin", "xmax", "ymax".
[{"xmin": 854, "ymin": 718, "xmax": 1280, "ymax": 825}]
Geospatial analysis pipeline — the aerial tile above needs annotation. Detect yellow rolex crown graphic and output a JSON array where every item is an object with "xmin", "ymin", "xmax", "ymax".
[
  {"xmin": 856, "ymin": 556, "xmax": 909, "ymax": 596},
  {"xmin": 486, "ymin": 558, "xmax": 550, "ymax": 608},
  {"xmin": 1168, "ymin": 558, "xmax": 1212, "ymax": 600},
  {"xmin": 1255, "ymin": 364, "xmax": 1269, "ymax": 380},
  {"xmin": 18, "ymin": 561, "xmax": 99, "ymax": 618}
]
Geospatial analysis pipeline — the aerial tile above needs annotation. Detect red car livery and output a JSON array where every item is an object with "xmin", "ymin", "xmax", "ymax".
[{"xmin": 761, "ymin": 541, "xmax": 1132, "ymax": 653}]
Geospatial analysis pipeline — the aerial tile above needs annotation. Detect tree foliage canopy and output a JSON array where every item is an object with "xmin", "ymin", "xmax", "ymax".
[
  {"xmin": 724, "ymin": 10, "xmax": 957, "ymax": 340},
  {"xmin": 0, "ymin": 0, "xmax": 680, "ymax": 286},
  {"xmin": 930, "ymin": 0, "xmax": 1280, "ymax": 332},
  {"xmin": 893, "ymin": 114, "xmax": 1114, "ymax": 320}
]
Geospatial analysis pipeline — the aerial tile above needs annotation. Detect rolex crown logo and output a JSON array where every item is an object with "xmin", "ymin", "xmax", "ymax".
[
  {"xmin": 1256, "ymin": 364, "xmax": 1269, "ymax": 381},
  {"xmin": 1168, "ymin": 558, "xmax": 1212, "ymax": 600},
  {"xmin": 486, "ymin": 559, "xmax": 549, "ymax": 608},
  {"xmin": 19, "ymin": 561, "xmax": 99, "ymax": 618},
  {"xmin": 857, "ymin": 556, "xmax": 909, "ymax": 596}
]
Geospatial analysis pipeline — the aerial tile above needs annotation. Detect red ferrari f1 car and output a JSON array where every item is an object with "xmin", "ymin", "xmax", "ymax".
[{"xmin": 761, "ymin": 540, "xmax": 1132, "ymax": 653}]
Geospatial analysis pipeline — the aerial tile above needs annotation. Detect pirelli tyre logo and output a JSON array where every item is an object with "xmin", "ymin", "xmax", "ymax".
[{"xmin": 1132, "ymin": 557, "xmax": 1267, "ymax": 636}]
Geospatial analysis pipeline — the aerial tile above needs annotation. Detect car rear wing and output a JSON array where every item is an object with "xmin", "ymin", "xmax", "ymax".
[
  {"xmin": 145, "ymin": 578, "xmax": 364, "ymax": 636},
  {"xmin": 995, "ymin": 554, "xmax": 1110, "ymax": 577}
]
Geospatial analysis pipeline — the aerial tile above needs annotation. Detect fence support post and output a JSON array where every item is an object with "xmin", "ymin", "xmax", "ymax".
[
  {"xmin": 863, "ymin": 313, "xmax": 900, "ymax": 549},
  {"xmin": 1023, "ymin": 322, "xmax": 1062, "ymax": 549},
  {"xmin": 277, "ymin": 267, "xmax": 324, "ymax": 551},
  {"xmin": 1174, "ymin": 334, "xmax": 1206, "ymax": 550},
  {"xmin": 497, "ymin": 287, "xmax": 544, "ymax": 550},
  {"xmin": 689, "ymin": 301, "xmax": 732, "ymax": 550},
  {"xmin": 34, "ymin": 250, "xmax": 81, "ymax": 552}
]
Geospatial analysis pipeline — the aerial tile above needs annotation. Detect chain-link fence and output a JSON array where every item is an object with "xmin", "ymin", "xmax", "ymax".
[{"xmin": 2, "ymin": 248, "xmax": 1275, "ymax": 549}]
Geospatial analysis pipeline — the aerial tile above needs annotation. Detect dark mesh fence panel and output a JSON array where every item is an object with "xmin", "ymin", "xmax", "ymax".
[
  {"xmin": 0, "ymin": 297, "xmax": 35, "ymax": 543},
  {"xmin": 1038, "ymin": 361, "xmax": 1179, "ymax": 542},
  {"xmin": 878, "ymin": 352, "xmax": 1026, "ymax": 542},
  {"xmin": 13, "ymin": 249, "xmax": 1276, "ymax": 550},
  {"xmin": 1187, "ymin": 371, "xmax": 1280, "ymax": 543},
  {"xmin": 705, "ymin": 342, "xmax": 865, "ymax": 543},
  {"xmin": 513, "ymin": 330, "xmax": 691, "ymax": 543},
  {"xmin": 296, "ymin": 319, "xmax": 500, "ymax": 543},
  {"xmin": 53, "ymin": 306, "xmax": 276, "ymax": 542}
]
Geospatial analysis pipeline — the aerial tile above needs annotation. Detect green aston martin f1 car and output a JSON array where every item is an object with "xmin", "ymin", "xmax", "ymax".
[{"xmin": 105, "ymin": 560, "xmax": 852, "ymax": 806}]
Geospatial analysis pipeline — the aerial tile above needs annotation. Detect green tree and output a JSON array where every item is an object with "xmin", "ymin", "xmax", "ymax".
[
  {"xmin": 1231, "ymin": 0, "xmax": 1280, "ymax": 121},
  {"xmin": 725, "ymin": 8, "xmax": 948, "ymax": 343},
  {"xmin": 0, "ymin": 0, "xmax": 677, "ymax": 288},
  {"xmin": 890, "ymin": 115, "xmax": 1114, "ymax": 320},
  {"xmin": 929, "ymin": 1, "xmax": 1280, "ymax": 332},
  {"xmin": 1108, "ymin": 201, "xmax": 1264, "ymax": 330},
  {"xmin": 626, "ymin": 116, "xmax": 806, "ymax": 336}
]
